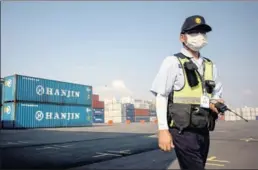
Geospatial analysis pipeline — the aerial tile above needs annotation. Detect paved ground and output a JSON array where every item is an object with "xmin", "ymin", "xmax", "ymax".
[
  {"xmin": 0, "ymin": 123, "xmax": 157, "ymax": 148},
  {"xmin": 1, "ymin": 120, "xmax": 258, "ymax": 169}
]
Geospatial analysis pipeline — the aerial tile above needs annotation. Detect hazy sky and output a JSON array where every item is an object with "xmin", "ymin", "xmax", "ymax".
[{"xmin": 2, "ymin": 2, "xmax": 258, "ymax": 107}]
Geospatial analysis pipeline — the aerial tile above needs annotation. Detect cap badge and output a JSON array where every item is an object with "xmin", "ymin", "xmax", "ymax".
[{"xmin": 195, "ymin": 17, "xmax": 201, "ymax": 24}]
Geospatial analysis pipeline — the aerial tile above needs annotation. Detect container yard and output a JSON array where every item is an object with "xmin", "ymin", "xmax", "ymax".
[
  {"xmin": 0, "ymin": 74, "xmax": 257, "ymax": 128},
  {"xmin": 1, "ymin": 75, "xmax": 258, "ymax": 170}
]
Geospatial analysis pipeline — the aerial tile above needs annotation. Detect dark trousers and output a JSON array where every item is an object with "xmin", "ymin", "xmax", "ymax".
[{"xmin": 170, "ymin": 128, "xmax": 210, "ymax": 170}]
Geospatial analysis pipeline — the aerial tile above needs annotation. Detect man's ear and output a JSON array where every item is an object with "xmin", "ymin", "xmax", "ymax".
[{"xmin": 180, "ymin": 34, "xmax": 186, "ymax": 43}]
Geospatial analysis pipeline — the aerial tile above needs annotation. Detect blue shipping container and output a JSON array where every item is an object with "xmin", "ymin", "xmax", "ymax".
[
  {"xmin": 0, "ymin": 82, "xmax": 3, "ymax": 127},
  {"xmin": 93, "ymin": 114, "xmax": 104, "ymax": 123},
  {"xmin": 93, "ymin": 108, "xmax": 104, "ymax": 115},
  {"xmin": 125, "ymin": 109, "xmax": 135, "ymax": 116},
  {"xmin": 93, "ymin": 108, "xmax": 104, "ymax": 123},
  {"xmin": 122, "ymin": 103, "xmax": 134, "ymax": 110},
  {"xmin": 125, "ymin": 115, "xmax": 135, "ymax": 122},
  {"xmin": 1, "ymin": 102, "xmax": 93, "ymax": 128},
  {"xmin": 150, "ymin": 111, "xmax": 156, "ymax": 116},
  {"xmin": 135, "ymin": 116, "xmax": 150, "ymax": 122},
  {"xmin": 0, "ymin": 82, "xmax": 2, "ymax": 105},
  {"xmin": 3, "ymin": 74, "xmax": 92, "ymax": 105}
]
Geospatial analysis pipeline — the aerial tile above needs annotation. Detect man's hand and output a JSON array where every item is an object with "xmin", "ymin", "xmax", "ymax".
[
  {"xmin": 158, "ymin": 130, "xmax": 174, "ymax": 152},
  {"xmin": 209, "ymin": 99, "xmax": 225, "ymax": 114}
]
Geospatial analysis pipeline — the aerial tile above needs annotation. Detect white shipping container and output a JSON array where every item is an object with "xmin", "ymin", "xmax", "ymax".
[
  {"xmin": 242, "ymin": 111, "xmax": 251, "ymax": 119},
  {"xmin": 104, "ymin": 115, "xmax": 123, "ymax": 123},
  {"xmin": 241, "ymin": 107, "xmax": 251, "ymax": 116},
  {"xmin": 134, "ymin": 103, "xmax": 150, "ymax": 109},
  {"xmin": 104, "ymin": 97, "xmax": 118, "ymax": 104},
  {"xmin": 255, "ymin": 108, "xmax": 258, "ymax": 116},
  {"xmin": 150, "ymin": 116, "xmax": 157, "ymax": 122},
  {"xmin": 235, "ymin": 109, "xmax": 241, "ymax": 121},
  {"xmin": 235, "ymin": 108, "xmax": 241, "ymax": 114},
  {"xmin": 120, "ymin": 96, "xmax": 134, "ymax": 104},
  {"xmin": 146, "ymin": 99, "xmax": 155, "ymax": 105},
  {"xmin": 230, "ymin": 115, "xmax": 236, "ymax": 121},
  {"xmin": 105, "ymin": 103, "xmax": 122, "ymax": 111},
  {"xmin": 225, "ymin": 111, "xmax": 231, "ymax": 121},
  {"xmin": 104, "ymin": 103, "xmax": 123, "ymax": 123},
  {"xmin": 250, "ymin": 108, "xmax": 255, "ymax": 115},
  {"xmin": 104, "ymin": 103, "xmax": 135, "ymax": 123},
  {"xmin": 236, "ymin": 115, "xmax": 241, "ymax": 121},
  {"xmin": 134, "ymin": 99, "xmax": 144, "ymax": 104}
]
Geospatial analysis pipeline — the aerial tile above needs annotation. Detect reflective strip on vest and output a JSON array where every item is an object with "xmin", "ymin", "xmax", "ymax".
[
  {"xmin": 173, "ymin": 57, "xmax": 213, "ymax": 105},
  {"xmin": 173, "ymin": 97, "xmax": 201, "ymax": 104}
]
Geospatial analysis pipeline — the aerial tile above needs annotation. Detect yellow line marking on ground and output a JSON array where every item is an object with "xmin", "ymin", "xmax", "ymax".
[
  {"xmin": 209, "ymin": 160, "xmax": 230, "ymax": 163},
  {"xmin": 207, "ymin": 156, "xmax": 230, "ymax": 163},
  {"xmin": 215, "ymin": 130, "xmax": 228, "ymax": 133},
  {"xmin": 206, "ymin": 163, "xmax": 225, "ymax": 167},
  {"xmin": 207, "ymin": 156, "xmax": 216, "ymax": 161}
]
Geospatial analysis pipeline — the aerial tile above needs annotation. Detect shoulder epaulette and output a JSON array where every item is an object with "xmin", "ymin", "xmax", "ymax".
[
  {"xmin": 203, "ymin": 57, "xmax": 212, "ymax": 63},
  {"xmin": 174, "ymin": 53, "xmax": 188, "ymax": 59}
]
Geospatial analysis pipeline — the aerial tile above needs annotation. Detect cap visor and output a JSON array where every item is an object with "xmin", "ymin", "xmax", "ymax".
[{"xmin": 185, "ymin": 24, "xmax": 212, "ymax": 33}]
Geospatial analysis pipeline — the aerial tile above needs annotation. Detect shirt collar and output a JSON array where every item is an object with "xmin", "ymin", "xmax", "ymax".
[{"xmin": 180, "ymin": 47, "xmax": 203, "ymax": 59}]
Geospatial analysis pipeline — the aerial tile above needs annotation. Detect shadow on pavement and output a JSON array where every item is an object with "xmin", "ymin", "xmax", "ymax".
[{"xmin": 0, "ymin": 125, "xmax": 176, "ymax": 169}]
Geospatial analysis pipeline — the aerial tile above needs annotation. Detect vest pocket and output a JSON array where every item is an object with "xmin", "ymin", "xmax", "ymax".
[
  {"xmin": 168, "ymin": 103, "xmax": 191, "ymax": 129},
  {"xmin": 190, "ymin": 107, "xmax": 210, "ymax": 128}
]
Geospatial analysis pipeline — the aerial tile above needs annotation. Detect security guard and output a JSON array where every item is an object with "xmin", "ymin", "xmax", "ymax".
[{"xmin": 150, "ymin": 15, "xmax": 224, "ymax": 170}]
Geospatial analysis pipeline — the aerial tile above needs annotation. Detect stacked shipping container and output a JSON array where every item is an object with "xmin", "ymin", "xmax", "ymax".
[
  {"xmin": 120, "ymin": 96, "xmax": 134, "ymax": 104},
  {"xmin": 92, "ymin": 94, "xmax": 105, "ymax": 123},
  {"xmin": 122, "ymin": 103, "xmax": 135, "ymax": 122},
  {"xmin": 0, "ymin": 80, "xmax": 3, "ymax": 129},
  {"xmin": 134, "ymin": 101, "xmax": 150, "ymax": 122},
  {"xmin": 241, "ymin": 107, "xmax": 254, "ymax": 120},
  {"xmin": 256, "ymin": 108, "xmax": 258, "ymax": 120},
  {"xmin": 149, "ymin": 102, "xmax": 157, "ymax": 122},
  {"xmin": 104, "ymin": 103, "xmax": 135, "ymax": 123},
  {"xmin": 1, "ymin": 74, "xmax": 93, "ymax": 129}
]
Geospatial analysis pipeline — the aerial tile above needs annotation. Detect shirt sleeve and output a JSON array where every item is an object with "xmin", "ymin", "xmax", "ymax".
[
  {"xmin": 211, "ymin": 64, "xmax": 223, "ymax": 99},
  {"xmin": 150, "ymin": 56, "xmax": 179, "ymax": 130},
  {"xmin": 150, "ymin": 56, "xmax": 179, "ymax": 97},
  {"xmin": 156, "ymin": 94, "xmax": 169, "ymax": 130}
]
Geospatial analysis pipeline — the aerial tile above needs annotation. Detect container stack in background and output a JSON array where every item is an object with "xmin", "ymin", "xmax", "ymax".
[
  {"xmin": 250, "ymin": 108, "xmax": 256, "ymax": 120},
  {"xmin": 241, "ymin": 107, "xmax": 252, "ymax": 121},
  {"xmin": 92, "ymin": 94, "xmax": 105, "ymax": 123},
  {"xmin": 225, "ymin": 110, "xmax": 236, "ymax": 121},
  {"xmin": 122, "ymin": 103, "xmax": 135, "ymax": 123},
  {"xmin": 148, "ymin": 101, "xmax": 157, "ymax": 122},
  {"xmin": 104, "ymin": 103, "xmax": 135, "ymax": 123},
  {"xmin": 134, "ymin": 100, "xmax": 150, "ymax": 122},
  {"xmin": 0, "ymin": 79, "xmax": 3, "ymax": 129},
  {"xmin": 104, "ymin": 97, "xmax": 158, "ymax": 124},
  {"xmin": 223, "ymin": 106, "xmax": 258, "ymax": 122},
  {"xmin": 1, "ymin": 74, "xmax": 93, "ymax": 129},
  {"xmin": 235, "ymin": 108, "xmax": 242, "ymax": 121},
  {"xmin": 256, "ymin": 108, "xmax": 258, "ymax": 120}
]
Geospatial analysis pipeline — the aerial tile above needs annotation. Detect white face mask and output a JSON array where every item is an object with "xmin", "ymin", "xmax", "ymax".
[{"xmin": 185, "ymin": 33, "xmax": 208, "ymax": 52}]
